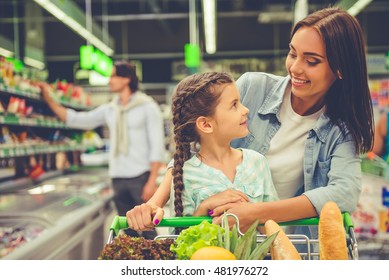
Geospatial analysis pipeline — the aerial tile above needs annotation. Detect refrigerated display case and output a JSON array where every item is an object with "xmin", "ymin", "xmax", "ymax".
[{"xmin": 0, "ymin": 168, "xmax": 114, "ymax": 260}]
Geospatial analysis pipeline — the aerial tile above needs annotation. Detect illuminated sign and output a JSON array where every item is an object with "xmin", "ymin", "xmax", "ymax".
[{"xmin": 80, "ymin": 45, "xmax": 113, "ymax": 77}]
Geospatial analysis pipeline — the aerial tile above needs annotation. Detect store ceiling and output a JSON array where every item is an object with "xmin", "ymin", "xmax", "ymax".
[{"xmin": 1, "ymin": 0, "xmax": 389, "ymax": 83}]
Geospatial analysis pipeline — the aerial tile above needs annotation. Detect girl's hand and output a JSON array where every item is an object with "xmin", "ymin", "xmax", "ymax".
[
  {"xmin": 126, "ymin": 203, "xmax": 164, "ymax": 231},
  {"xmin": 194, "ymin": 189, "xmax": 249, "ymax": 216}
]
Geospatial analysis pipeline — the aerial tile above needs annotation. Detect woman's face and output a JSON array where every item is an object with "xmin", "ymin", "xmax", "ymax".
[{"xmin": 285, "ymin": 26, "xmax": 337, "ymax": 107}]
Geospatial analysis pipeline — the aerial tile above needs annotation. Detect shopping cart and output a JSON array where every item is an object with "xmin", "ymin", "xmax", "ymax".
[
  {"xmin": 106, "ymin": 213, "xmax": 358, "ymax": 260},
  {"xmin": 361, "ymin": 152, "xmax": 389, "ymax": 179}
]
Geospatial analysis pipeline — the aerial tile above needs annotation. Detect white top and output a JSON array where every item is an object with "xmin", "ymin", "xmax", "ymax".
[{"xmin": 265, "ymin": 88, "xmax": 324, "ymax": 199}]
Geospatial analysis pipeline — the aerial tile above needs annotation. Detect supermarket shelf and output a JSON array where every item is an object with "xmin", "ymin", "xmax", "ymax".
[
  {"xmin": 0, "ymin": 114, "xmax": 72, "ymax": 129},
  {"xmin": 0, "ymin": 114, "xmax": 91, "ymax": 129},
  {"xmin": 0, "ymin": 143, "xmax": 93, "ymax": 158},
  {"xmin": 0, "ymin": 84, "xmax": 91, "ymax": 111},
  {"xmin": 57, "ymin": 97, "xmax": 91, "ymax": 111},
  {"xmin": 0, "ymin": 84, "xmax": 41, "ymax": 100}
]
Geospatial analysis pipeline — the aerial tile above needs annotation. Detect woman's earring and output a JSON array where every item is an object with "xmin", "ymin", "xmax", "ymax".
[{"xmin": 337, "ymin": 70, "xmax": 343, "ymax": 80}]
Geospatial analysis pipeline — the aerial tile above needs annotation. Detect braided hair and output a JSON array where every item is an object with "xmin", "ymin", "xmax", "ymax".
[{"xmin": 171, "ymin": 72, "xmax": 233, "ymax": 232}]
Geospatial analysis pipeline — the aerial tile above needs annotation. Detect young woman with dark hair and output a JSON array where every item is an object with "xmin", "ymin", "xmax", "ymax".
[{"xmin": 126, "ymin": 7, "xmax": 374, "ymax": 239}]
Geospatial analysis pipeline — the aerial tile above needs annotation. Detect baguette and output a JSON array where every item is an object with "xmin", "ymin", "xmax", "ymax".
[
  {"xmin": 265, "ymin": 220, "xmax": 301, "ymax": 260},
  {"xmin": 319, "ymin": 201, "xmax": 348, "ymax": 260}
]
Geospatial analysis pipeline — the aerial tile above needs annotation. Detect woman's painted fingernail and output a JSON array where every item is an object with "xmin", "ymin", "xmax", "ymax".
[
  {"xmin": 153, "ymin": 219, "xmax": 160, "ymax": 225},
  {"xmin": 208, "ymin": 210, "xmax": 214, "ymax": 216}
]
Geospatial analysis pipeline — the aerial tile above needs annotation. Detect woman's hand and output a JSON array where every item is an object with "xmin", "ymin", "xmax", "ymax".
[
  {"xmin": 194, "ymin": 189, "xmax": 250, "ymax": 216},
  {"xmin": 211, "ymin": 202, "xmax": 261, "ymax": 233},
  {"xmin": 211, "ymin": 196, "xmax": 318, "ymax": 233},
  {"xmin": 126, "ymin": 203, "xmax": 164, "ymax": 231}
]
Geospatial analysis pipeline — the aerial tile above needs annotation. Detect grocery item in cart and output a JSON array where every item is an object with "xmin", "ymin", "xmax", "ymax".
[
  {"xmin": 265, "ymin": 220, "xmax": 301, "ymax": 260},
  {"xmin": 99, "ymin": 235, "xmax": 176, "ymax": 260},
  {"xmin": 190, "ymin": 246, "xmax": 236, "ymax": 260},
  {"xmin": 170, "ymin": 219, "xmax": 278, "ymax": 260},
  {"xmin": 319, "ymin": 201, "xmax": 348, "ymax": 260}
]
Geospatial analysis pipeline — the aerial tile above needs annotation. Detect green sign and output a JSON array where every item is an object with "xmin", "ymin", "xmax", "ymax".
[
  {"xmin": 93, "ymin": 49, "xmax": 113, "ymax": 77},
  {"xmin": 79, "ymin": 45, "xmax": 113, "ymax": 77},
  {"xmin": 5, "ymin": 57, "xmax": 24, "ymax": 72},
  {"xmin": 185, "ymin": 43, "xmax": 201, "ymax": 68},
  {"xmin": 80, "ymin": 45, "xmax": 94, "ymax": 70},
  {"xmin": 387, "ymin": 50, "xmax": 389, "ymax": 70}
]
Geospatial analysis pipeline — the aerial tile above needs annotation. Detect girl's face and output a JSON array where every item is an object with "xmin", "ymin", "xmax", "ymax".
[
  {"xmin": 285, "ymin": 27, "xmax": 337, "ymax": 109},
  {"xmin": 211, "ymin": 83, "xmax": 249, "ymax": 141}
]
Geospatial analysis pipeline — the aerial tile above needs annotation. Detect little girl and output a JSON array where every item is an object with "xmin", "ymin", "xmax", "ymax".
[{"xmin": 126, "ymin": 72, "xmax": 278, "ymax": 231}]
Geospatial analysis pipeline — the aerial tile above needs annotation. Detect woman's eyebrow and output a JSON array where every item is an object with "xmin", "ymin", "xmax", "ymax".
[{"xmin": 289, "ymin": 43, "xmax": 325, "ymax": 59}]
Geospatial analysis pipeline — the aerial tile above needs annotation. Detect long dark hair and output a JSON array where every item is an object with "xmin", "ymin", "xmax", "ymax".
[
  {"xmin": 171, "ymin": 72, "xmax": 234, "ymax": 224},
  {"xmin": 292, "ymin": 7, "xmax": 373, "ymax": 153}
]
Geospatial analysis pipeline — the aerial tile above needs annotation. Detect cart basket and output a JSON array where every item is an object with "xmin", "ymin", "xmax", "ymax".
[{"xmin": 107, "ymin": 212, "xmax": 358, "ymax": 260}]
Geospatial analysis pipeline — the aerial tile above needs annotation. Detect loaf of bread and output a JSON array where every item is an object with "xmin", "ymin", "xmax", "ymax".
[
  {"xmin": 319, "ymin": 201, "xmax": 348, "ymax": 260},
  {"xmin": 265, "ymin": 220, "xmax": 301, "ymax": 260}
]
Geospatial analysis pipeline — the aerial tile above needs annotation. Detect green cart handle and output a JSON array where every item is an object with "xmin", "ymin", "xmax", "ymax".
[
  {"xmin": 109, "ymin": 216, "xmax": 212, "ymax": 237},
  {"xmin": 109, "ymin": 212, "xmax": 354, "ymax": 238},
  {"xmin": 274, "ymin": 213, "xmax": 354, "ymax": 233}
]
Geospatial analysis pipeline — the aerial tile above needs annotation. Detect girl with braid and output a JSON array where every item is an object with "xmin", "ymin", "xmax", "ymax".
[{"xmin": 126, "ymin": 72, "xmax": 278, "ymax": 231}]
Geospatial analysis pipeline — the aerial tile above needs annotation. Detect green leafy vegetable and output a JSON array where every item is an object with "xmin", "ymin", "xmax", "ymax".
[
  {"xmin": 99, "ymin": 235, "xmax": 176, "ymax": 260},
  {"xmin": 170, "ymin": 221, "xmax": 224, "ymax": 260},
  {"xmin": 171, "ymin": 217, "xmax": 279, "ymax": 260}
]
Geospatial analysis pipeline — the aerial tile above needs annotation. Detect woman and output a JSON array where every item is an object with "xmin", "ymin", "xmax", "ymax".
[{"xmin": 126, "ymin": 7, "xmax": 374, "ymax": 235}]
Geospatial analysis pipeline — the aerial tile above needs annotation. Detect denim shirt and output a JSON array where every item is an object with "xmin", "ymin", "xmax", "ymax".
[{"xmin": 233, "ymin": 72, "xmax": 362, "ymax": 216}]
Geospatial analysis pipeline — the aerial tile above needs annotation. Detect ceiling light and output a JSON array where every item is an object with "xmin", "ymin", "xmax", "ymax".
[
  {"xmin": 0, "ymin": 47, "xmax": 14, "ymax": 58},
  {"xmin": 33, "ymin": 0, "xmax": 114, "ymax": 56},
  {"xmin": 202, "ymin": 0, "xmax": 216, "ymax": 54},
  {"xmin": 0, "ymin": 34, "xmax": 15, "ymax": 58},
  {"xmin": 24, "ymin": 56, "xmax": 45, "ymax": 70},
  {"xmin": 294, "ymin": 0, "xmax": 309, "ymax": 24},
  {"xmin": 337, "ymin": 0, "xmax": 374, "ymax": 16},
  {"xmin": 348, "ymin": 0, "xmax": 373, "ymax": 16}
]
